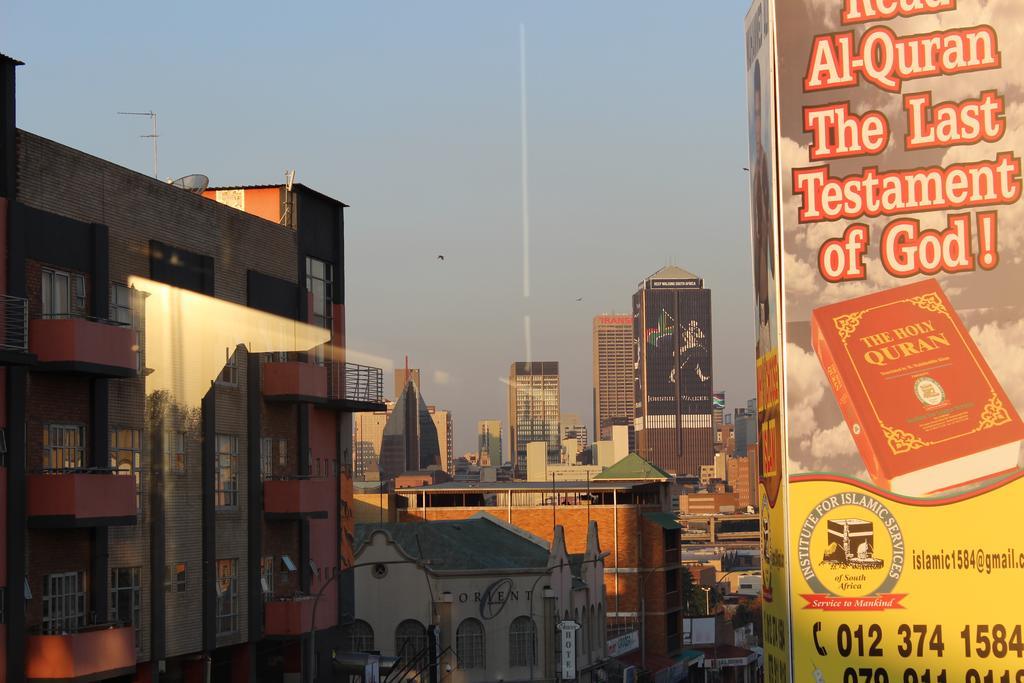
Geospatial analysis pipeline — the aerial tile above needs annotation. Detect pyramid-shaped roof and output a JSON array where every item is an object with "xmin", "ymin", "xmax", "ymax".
[
  {"xmin": 645, "ymin": 265, "xmax": 700, "ymax": 281},
  {"xmin": 594, "ymin": 452, "xmax": 672, "ymax": 481}
]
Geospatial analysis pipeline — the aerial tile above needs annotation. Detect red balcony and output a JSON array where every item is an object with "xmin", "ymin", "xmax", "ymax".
[
  {"xmin": 262, "ymin": 361, "xmax": 328, "ymax": 403},
  {"xmin": 27, "ymin": 472, "xmax": 137, "ymax": 527},
  {"xmin": 264, "ymin": 477, "xmax": 334, "ymax": 520},
  {"xmin": 29, "ymin": 317, "xmax": 137, "ymax": 378},
  {"xmin": 26, "ymin": 624, "xmax": 135, "ymax": 680},
  {"xmin": 264, "ymin": 595, "xmax": 336, "ymax": 637}
]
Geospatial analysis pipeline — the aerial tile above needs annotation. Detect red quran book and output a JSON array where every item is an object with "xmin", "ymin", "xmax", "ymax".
[{"xmin": 811, "ymin": 279, "xmax": 1024, "ymax": 496}]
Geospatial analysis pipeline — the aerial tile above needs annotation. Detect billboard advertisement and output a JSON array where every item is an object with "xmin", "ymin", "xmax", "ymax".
[{"xmin": 751, "ymin": 0, "xmax": 1024, "ymax": 680}]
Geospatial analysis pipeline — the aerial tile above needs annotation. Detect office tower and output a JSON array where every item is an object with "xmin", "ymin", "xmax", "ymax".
[
  {"xmin": 477, "ymin": 419, "xmax": 502, "ymax": 466},
  {"xmin": 428, "ymin": 406, "xmax": 454, "ymax": 473},
  {"xmin": 560, "ymin": 412, "xmax": 589, "ymax": 458},
  {"xmin": 354, "ymin": 404, "xmax": 393, "ymax": 481},
  {"xmin": 393, "ymin": 367, "xmax": 421, "ymax": 399},
  {"xmin": 508, "ymin": 361, "xmax": 561, "ymax": 477},
  {"xmin": 733, "ymin": 398, "xmax": 757, "ymax": 457},
  {"xmin": 379, "ymin": 378, "xmax": 441, "ymax": 480},
  {"xmin": 593, "ymin": 315, "xmax": 635, "ymax": 446},
  {"xmin": 633, "ymin": 266, "xmax": 714, "ymax": 475},
  {"xmin": 713, "ymin": 391, "xmax": 726, "ymax": 434}
]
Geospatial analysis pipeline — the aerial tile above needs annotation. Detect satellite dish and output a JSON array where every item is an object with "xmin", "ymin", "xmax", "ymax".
[{"xmin": 171, "ymin": 174, "xmax": 210, "ymax": 194}]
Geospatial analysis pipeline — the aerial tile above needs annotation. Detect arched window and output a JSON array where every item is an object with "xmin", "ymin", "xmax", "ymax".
[
  {"xmin": 456, "ymin": 618, "xmax": 486, "ymax": 669},
  {"xmin": 508, "ymin": 616, "xmax": 536, "ymax": 667},
  {"xmin": 348, "ymin": 619, "xmax": 375, "ymax": 653},
  {"xmin": 590, "ymin": 605, "xmax": 597, "ymax": 653},
  {"xmin": 598, "ymin": 603, "xmax": 605, "ymax": 654},
  {"xmin": 395, "ymin": 619, "xmax": 427, "ymax": 671}
]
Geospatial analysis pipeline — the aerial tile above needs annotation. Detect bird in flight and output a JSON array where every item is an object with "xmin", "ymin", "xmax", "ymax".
[
  {"xmin": 576, "ymin": 297, "xmax": 583, "ymax": 302},
  {"xmin": 437, "ymin": 254, "xmax": 445, "ymax": 261}
]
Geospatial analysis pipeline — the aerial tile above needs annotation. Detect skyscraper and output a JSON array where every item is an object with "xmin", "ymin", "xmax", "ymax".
[
  {"xmin": 393, "ymin": 367, "xmax": 421, "ymax": 399},
  {"xmin": 592, "ymin": 315, "xmax": 635, "ymax": 445},
  {"xmin": 428, "ymin": 406, "xmax": 454, "ymax": 473},
  {"xmin": 379, "ymin": 377, "xmax": 441, "ymax": 480},
  {"xmin": 633, "ymin": 266, "xmax": 714, "ymax": 475},
  {"xmin": 477, "ymin": 419, "xmax": 503, "ymax": 466},
  {"xmin": 508, "ymin": 361, "xmax": 561, "ymax": 477}
]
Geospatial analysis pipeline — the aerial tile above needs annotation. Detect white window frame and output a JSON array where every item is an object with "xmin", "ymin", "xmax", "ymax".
[
  {"xmin": 456, "ymin": 618, "xmax": 486, "ymax": 670},
  {"xmin": 216, "ymin": 559, "xmax": 238, "ymax": 635},
  {"xmin": 215, "ymin": 435, "xmax": 239, "ymax": 509},
  {"xmin": 218, "ymin": 347, "xmax": 238, "ymax": 386},
  {"xmin": 44, "ymin": 423, "xmax": 85, "ymax": 472},
  {"xmin": 109, "ymin": 283, "xmax": 134, "ymax": 326},
  {"xmin": 41, "ymin": 267, "xmax": 71, "ymax": 318},
  {"xmin": 166, "ymin": 430, "xmax": 187, "ymax": 474},
  {"xmin": 42, "ymin": 571, "xmax": 86, "ymax": 634},
  {"xmin": 110, "ymin": 566, "xmax": 142, "ymax": 652},
  {"xmin": 260, "ymin": 437, "xmax": 273, "ymax": 481},
  {"xmin": 111, "ymin": 428, "xmax": 142, "ymax": 512},
  {"xmin": 260, "ymin": 556, "xmax": 274, "ymax": 598}
]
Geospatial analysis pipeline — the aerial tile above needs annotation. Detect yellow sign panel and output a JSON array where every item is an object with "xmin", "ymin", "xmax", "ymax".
[{"xmin": 749, "ymin": 0, "xmax": 1024, "ymax": 680}]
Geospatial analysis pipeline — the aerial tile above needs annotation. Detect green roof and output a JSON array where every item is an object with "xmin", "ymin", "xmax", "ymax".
[
  {"xmin": 355, "ymin": 518, "xmax": 550, "ymax": 572},
  {"xmin": 594, "ymin": 453, "xmax": 671, "ymax": 481},
  {"xmin": 643, "ymin": 511, "xmax": 681, "ymax": 530}
]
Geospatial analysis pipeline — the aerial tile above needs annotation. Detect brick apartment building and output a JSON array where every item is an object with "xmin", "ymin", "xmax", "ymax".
[
  {"xmin": 0, "ymin": 54, "xmax": 384, "ymax": 682},
  {"xmin": 395, "ymin": 454, "xmax": 688, "ymax": 674}
]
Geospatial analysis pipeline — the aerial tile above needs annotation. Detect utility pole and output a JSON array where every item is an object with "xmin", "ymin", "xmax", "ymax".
[{"xmin": 117, "ymin": 110, "xmax": 159, "ymax": 178}]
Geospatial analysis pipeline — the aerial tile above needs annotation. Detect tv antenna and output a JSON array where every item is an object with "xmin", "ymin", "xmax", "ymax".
[{"xmin": 117, "ymin": 110, "xmax": 159, "ymax": 178}]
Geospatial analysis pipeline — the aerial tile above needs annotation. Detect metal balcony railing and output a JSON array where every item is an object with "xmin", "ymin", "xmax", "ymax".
[
  {"xmin": 1, "ymin": 294, "xmax": 29, "ymax": 352},
  {"xmin": 329, "ymin": 362, "xmax": 383, "ymax": 404}
]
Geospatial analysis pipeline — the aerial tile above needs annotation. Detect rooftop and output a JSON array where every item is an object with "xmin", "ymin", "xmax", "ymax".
[
  {"xmin": 643, "ymin": 264, "xmax": 700, "ymax": 282},
  {"xmin": 207, "ymin": 182, "xmax": 349, "ymax": 207},
  {"xmin": 593, "ymin": 453, "xmax": 671, "ymax": 481},
  {"xmin": 396, "ymin": 479, "xmax": 659, "ymax": 494},
  {"xmin": 355, "ymin": 517, "xmax": 549, "ymax": 572}
]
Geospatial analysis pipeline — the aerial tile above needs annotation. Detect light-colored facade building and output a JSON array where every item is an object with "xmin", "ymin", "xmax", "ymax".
[
  {"xmin": 508, "ymin": 362, "xmax": 561, "ymax": 476},
  {"xmin": 352, "ymin": 516, "xmax": 609, "ymax": 682},
  {"xmin": 592, "ymin": 315, "xmax": 635, "ymax": 445},
  {"xmin": 429, "ymin": 406, "xmax": 454, "ymax": 474},
  {"xmin": 477, "ymin": 419, "xmax": 502, "ymax": 466}
]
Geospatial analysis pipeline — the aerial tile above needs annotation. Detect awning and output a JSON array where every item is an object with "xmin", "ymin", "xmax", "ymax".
[{"xmin": 643, "ymin": 511, "xmax": 682, "ymax": 530}]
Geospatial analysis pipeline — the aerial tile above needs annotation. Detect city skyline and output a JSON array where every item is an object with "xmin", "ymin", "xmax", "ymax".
[{"xmin": 2, "ymin": 2, "xmax": 756, "ymax": 457}]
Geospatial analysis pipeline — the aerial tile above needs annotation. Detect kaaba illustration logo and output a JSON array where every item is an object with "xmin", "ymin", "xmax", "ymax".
[
  {"xmin": 820, "ymin": 518, "xmax": 884, "ymax": 570},
  {"xmin": 798, "ymin": 492, "xmax": 907, "ymax": 609}
]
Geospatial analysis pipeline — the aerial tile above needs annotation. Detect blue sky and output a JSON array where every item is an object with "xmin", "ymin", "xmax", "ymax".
[{"xmin": 3, "ymin": 0, "xmax": 756, "ymax": 458}]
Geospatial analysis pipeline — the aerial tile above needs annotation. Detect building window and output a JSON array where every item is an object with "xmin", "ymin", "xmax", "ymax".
[
  {"xmin": 278, "ymin": 438, "xmax": 288, "ymax": 467},
  {"xmin": 218, "ymin": 347, "xmax": 238, "ymax": 385},
  {"xmin": 260, "ymin": 437, "xmax": 273, "ymax": 480},
  {"xmin": 509, "ymin": 616, "xmax": 536, "ymax": 667},
  {"xmin": 43, "ymin": 424, "xmax": 86, "ymax": 471},
  {"xmin": 260, "ymin": 556, "xmax": 274, "ymax": 598},
  {"xmin": 347, "ymin": 620, "xmax": 374, "ymax": 653},
  {"xmin": 305, "ymin": 257, "xmax": 333, "ymax": 365},
  {"xmin": 72, "ymin": 274, "xmax": 86, "ymax": 311},
  {"xmin": 42, "ymin": 571, "xmax": 86, "ymax": 634},
  {"xmin": 166, "ymin": 431, "xmax": 187, "ymax": 474},
  {"xmin": 41, "ymin": 268, "xmax": 71, "ymax": 318},
  {"xmin": 165, "ymin": 562, "xmax": 187, "ymax": 592},
  {"xmin": 110, "ymin": 283, "xmax": 134, "ymax": 325},
  {"xmin": 395, "ymin": 619, "xmax": 428, "ymax": 671},
  {"xmin": 216, "ymin": 559, "xmax": 238, "ymax": 635},
  {"xmin": 215, "ymin": 435, "xmax": 238, "ymax": 508},
  {"xmin": 110, "ymin": 567, "xmax": 142, "ymax": 651},
  {"xmin": 456, "ymin": 618, "xmax": 486, "ymax": 670},
  {"xmin": 111, "ymin": 428, "xmax": 142, "ymax": 512}
]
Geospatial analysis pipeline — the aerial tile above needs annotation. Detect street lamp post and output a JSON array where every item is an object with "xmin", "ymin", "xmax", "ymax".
[{"xmin": 703, "ymin": 568, "xmax": 747, "ymax": 683}]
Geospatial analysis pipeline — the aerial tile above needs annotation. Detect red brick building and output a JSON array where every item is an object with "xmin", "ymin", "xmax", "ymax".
[
  {"xmin": 0, "ymin": 54, "xmax": 383, "ymax": 682},
  {"xmin": 396, "ymin": 454, "xmax": 686, "ymax": 670}
]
